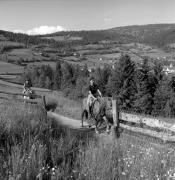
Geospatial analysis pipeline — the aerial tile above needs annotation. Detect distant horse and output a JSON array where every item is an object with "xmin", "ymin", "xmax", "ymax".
[
  {"xmin": 81, "ymin": 97, "xmax": 113, "ymax": 134},
  {"xmin": 23, "ymin": 89, "xmax": 35, "ymax": 99}
]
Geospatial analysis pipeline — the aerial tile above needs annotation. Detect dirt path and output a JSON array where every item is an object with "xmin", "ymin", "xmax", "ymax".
[{"xmin": 47, "ymin": 112, "xmax": 92, "ymax": 130}]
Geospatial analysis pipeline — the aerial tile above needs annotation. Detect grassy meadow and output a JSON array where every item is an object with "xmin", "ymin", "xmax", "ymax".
[
  {"xmin": 1, "ymin": 99, "xmax": 175, "ymax": 180},
  {"xmin": 0, "ymin": 61, "xmax": 23, "ymax": 74}
]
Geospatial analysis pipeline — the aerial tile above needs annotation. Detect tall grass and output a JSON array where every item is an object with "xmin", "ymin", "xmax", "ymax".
[
  {"xmin": 0, "ymin": 99, "xmax": 89, "ymax": 180},
  {"xmin": 1, "ymin": 99, "xmax": 175, "ymax": 180},
  {"xmin": 76, "ymin": 134, "xmax": 175, "ymax": 180}
]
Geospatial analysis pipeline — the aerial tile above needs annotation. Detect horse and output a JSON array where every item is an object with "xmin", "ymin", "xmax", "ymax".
[
  {"xmin": 23, "ymin": 88, "xmax": 35, "ymax": 99},
  {"xmin": 81, "ymin": 97, "xmax": 113, "ymax": 134}
]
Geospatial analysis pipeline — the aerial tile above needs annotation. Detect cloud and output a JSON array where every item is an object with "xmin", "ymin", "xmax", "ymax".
[
  {"xmin": 104, "ymin": 18, "xmax": 112, "ymax": 23},
  {"xmin": 13, "ymin": 25, "xmax": 66, "ymax": 35},
  {"xmin": 13, "ymin": 29, "xmax": 26, "ymax": 34}
]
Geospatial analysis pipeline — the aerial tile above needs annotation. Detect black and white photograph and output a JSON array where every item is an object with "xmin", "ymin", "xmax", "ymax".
[{"xmin": 0, "ymin": 0, "xmax": 175, "ymax": 179}]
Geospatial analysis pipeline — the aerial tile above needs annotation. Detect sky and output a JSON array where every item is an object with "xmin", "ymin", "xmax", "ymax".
[{"xmin": 0, "ymin": 0, "xmax": 175, "ymax": 35}]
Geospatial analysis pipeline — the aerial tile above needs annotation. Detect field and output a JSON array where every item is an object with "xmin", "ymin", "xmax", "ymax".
[
  {"xmin": 0, "ymin": 41, "xmax": 24, "ymax": 48},
  {"xmin": 0, "ymin": 61, "xmax": 23, "ymax": 74},
  {"xmin": 7, "ymin": 48, "xmax": 49, "ymax": 63},
  {"xmin": 43, "ymin": 35, "xmax": 83, "ymax": 41},
  {"xmin": 1, "ymin": 37, "xmax": 175, "ymax": 73},
  {"xmin": 26, "ymin": 61, "xmax": 57, "ymax": 69}
]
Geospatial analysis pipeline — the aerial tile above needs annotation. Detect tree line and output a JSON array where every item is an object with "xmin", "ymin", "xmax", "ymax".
[{"xmin": 21, "ymin": 54, "xmax": 175, "ymax": 118}]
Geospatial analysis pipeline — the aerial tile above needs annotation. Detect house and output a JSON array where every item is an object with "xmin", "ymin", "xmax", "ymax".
[{"xmin": 163, "ymin": 64, "xmax": 175, "ymax": 75}]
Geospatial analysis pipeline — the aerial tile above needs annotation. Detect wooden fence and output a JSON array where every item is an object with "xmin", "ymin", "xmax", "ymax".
[
  {"xmin": 112, "ymin": 99, "xmax": 175, "ymax": 142},
  {"xmin": 0, "ymin": 90, "xmax": 47, "ymax": 112}
]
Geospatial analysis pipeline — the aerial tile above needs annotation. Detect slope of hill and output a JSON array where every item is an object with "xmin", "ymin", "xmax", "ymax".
[
  {"xmin": 42, "ymin": 30, "xmax": 137, "ymax": 44},
  {"xmin": 46, "ymin": 24, "xmax": 175, "ymax": 48}
]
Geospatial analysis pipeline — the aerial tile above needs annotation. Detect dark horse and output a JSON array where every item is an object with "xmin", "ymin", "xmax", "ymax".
[{"xmin": 81, "ymin": 97, "xmax": 113, "ymax": 134}]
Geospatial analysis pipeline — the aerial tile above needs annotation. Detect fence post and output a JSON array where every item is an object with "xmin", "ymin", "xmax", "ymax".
[
  {"xmin": 112, "ymin": 99, "xmax": 120, "ymax": 138},
  {"xmin": 42, "ymin": 95, "xmax": 47, "ymax": 115}
]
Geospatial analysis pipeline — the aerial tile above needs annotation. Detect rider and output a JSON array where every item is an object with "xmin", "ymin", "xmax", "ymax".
[
  {"xmin": 87, "ymin": 77, "xmax": 102, "ymax": 116},
  {"xmin": 23, "ymin": 79, "xmax": 32, "ymax": 93}
]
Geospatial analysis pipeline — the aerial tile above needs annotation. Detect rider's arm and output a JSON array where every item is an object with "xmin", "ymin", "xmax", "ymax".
[
  {"xmin": 97, "ymin": 89, "xmax": 102, "ymax": 97},
  {"xmin": 89, "ymin": 90, "xmax": 96, "ymax": 99}
]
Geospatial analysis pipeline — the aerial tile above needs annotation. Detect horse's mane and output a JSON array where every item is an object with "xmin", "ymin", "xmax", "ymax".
[
  {"xmin": 82, "ymin": 97, "xmax": 112, "ymax": 112},
  {"xmin": 92, "ymin": 97, "xmax": 112, "ymax": 116}
]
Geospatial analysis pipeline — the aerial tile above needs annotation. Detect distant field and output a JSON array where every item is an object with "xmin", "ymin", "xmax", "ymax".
[
  {"xmin": 0, "ymin": 34, "xmax": 7, "ymax": 41},
  {"xmin": 8, "ymin": 48, "xmax": 48, "ymax": 62},
  {"xmin": 141, "ymin": 49, "xmax": 170, "ymax": 58},
  {"xmin": 0, "ymin": 74, "xmax": 21, "ymax": 84},
  {"xmin": 42, "ymin": 35, "xmax": 82, "ymax": 41},
  {"xmin": 10, "ymin": 48, "xmax": 32, "ymax": 55},
  {"xmin": 63, "ymin": 56, "xmax": 79, "ymax": 61},
  {"xmin": 0, "ymin": 61, "xmax": 23, "ymax": 74},
  {"xmin": 0, "ymin": 41, "xmax": 24, "ymax": 47},
  {"xmin": 27, "ymin": 61, "xmax": 57, "ymax": 68}
]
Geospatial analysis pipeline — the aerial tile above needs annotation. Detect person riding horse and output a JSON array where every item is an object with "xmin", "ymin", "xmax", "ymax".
[
  {"xmin": 82, "ymin": 78, "xmax": 111, "ymax": 133},
  {"xmin": 87, "ymin": 77, "xmax": 102, "ymax": 117},
  {"xmin": 23, "ymin": 79, "xmax": 33, "ymax": 99}
]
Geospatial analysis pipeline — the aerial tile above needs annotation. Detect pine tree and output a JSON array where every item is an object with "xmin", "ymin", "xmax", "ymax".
[
  {"xmin": 81, "ymin": 64, "xmax": 89, "ymax": 77},
  {"xmin": 93, "ymin": 66, "xmax": 111, "ymax": 95},
  {"xmin": 61, "ymin": 62, "xmax": 74, "ymax": 92},
  {"xmin": 38, "ymin": 74, "xmax": 46, "ymax": 88},
  {"xmin": 54, "ymin": 61, "xmax": 62, "ymax": 90},
  {"xmin": 107, "ymin": 54, "xmax": 136, "ymax": 109},
  {"xmin": 31, "ymin": 66, "xmax": 40, "ymax": 86},
  {"xmin": 45, "ymin": 76, "xmax": 52, "ymax": 89},
  {"xmin": 164, "ymin": 76, "xmax": 175, "ymax": 117},
  {"xmin": 153, "ymin": 77, "xmax": 169, "ymax": 116},
  {"xmin": 134, "ymin": 58, "xmax": 157, "ymax": 114},
  {"xmin": 73, "ymin": 77, "xmax": 88, "ymax": 99}
]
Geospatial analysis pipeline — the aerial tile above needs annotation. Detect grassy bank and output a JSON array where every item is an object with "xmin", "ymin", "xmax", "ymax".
[
  {"xmin": 77, "ymin": 134, "xmax": 175, "ymax": 180},
  {"xmin": 0, "ymin": 99, "xmax": 90, "ymax": 180},
  {"xmin": 1, "ymin": 99, "xmax": 175, "ymax": 180}
]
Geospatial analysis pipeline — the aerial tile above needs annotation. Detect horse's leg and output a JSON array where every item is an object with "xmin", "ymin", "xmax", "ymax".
[
  {"xmin": 81, "ymin": 110, "xmax": 84, "ymax": 127},
  {"xmin": 95, "ymin": 119, "xmax": 99, "ymax": 134},
  {"xmin": 103, "ymin": 116, "xmax": 110, "ymax": 133},
  {"xmin": 81, "ymin": 109, "xmax": 88, "ymax": 127}
]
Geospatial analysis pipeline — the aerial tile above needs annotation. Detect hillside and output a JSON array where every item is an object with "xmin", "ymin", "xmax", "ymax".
[
  {"xmin": 44, "ymin": 24, "xmax": 175, "ymax": 48},
  {"xmin": 110, "ymin": 24, "xmax": 175, "ymax": 47},
  {"xmin": 46, "ymin": 30, "xmax": 137, "ymax": 44},
  {"xmin": 1, "ymin": 23, "xmax": 175, "ymax": 48}
]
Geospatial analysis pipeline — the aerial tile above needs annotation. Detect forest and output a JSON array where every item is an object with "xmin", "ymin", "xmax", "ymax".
[{"xmin": 21, "ymin": 54, "xmax": 175, "ymax": 118}]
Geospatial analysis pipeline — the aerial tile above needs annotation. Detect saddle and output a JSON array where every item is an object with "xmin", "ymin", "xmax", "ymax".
[{"xmin": 89, "ymin": 97, "xmax": 102, "ymax": 118}]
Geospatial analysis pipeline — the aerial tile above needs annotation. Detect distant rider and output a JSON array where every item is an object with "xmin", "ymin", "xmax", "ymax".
[
  {"xmin": 87, "ymin": 77, "xmax": 102, "ymax": 115},
  {"xmin": 23, "ymin": 79, "xmax": 32, "ymax": 93}
]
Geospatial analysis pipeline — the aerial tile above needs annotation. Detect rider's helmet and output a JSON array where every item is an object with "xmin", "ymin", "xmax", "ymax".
[
  {"xmin": 89, "ymin": 77, "xmax": 95, "ymax": 85},
  {"xmin": 24, "ymin": 79, "xmax": 31, "ymax": 88}
]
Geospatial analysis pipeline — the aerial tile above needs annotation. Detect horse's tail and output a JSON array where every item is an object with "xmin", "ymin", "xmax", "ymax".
[{"xmin": 81, "ymin": 109, "xmax": 88, "ymax": 127}]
